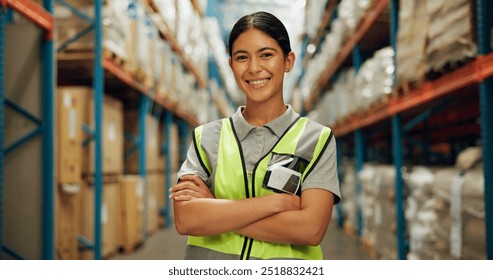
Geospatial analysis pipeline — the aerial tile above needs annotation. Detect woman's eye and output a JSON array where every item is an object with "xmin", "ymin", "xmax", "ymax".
[
  {"xmin": 235, "ymin": 55, "xmax": 248, "ymax": 61},
  {"xmin": 260, "ymin": 53, "xmax": 273, "ymax": 58}
]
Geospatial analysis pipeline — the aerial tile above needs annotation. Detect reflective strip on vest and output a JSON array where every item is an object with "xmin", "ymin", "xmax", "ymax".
[
  {"xmin": 188, "ymin": 117, "xmax": 332, "ymax": 260},
  {"xmin": 193, "ymin": 125, "xmax": 212, "ymax": 176}
]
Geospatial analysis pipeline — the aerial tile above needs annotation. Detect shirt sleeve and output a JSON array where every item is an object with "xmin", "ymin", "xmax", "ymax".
[
  {"xmin": 176, "ymin": 141, "xmax": 210, "ymax": 184},
  {"xmin": 301, "ymin": 135, "xmax": 341, "ymax": 204}
]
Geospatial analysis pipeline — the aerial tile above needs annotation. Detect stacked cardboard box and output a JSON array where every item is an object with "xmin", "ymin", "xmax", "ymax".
[
  {"xmin": 119, "ymin": 175, "xmax": 145, "ymax": 253},
  {"xmin": 123, "ymin": 109, "xmax": 166, "ymax": 236},
  {"xmin": 79, "ymin": 92, "xmax": 124, "ymax": 259},
  {"xmin": 55, "ymin": 87, "xmax": 85, "ymax": 259}
]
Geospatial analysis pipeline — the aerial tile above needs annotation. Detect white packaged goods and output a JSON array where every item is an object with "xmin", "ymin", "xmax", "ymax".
[
  {"xmin": 154, "ymin": 0, "xmax": 177, "ymax": 35},
  {"xmin": 433, "ymin": 166, "xmax": 486, "ymax": 259},
  {"xmin": 305, "ymin": 0, "xmax": 330, "ymax": 39},
  {"xmin": 396, "ymin": 0, "xmax": 428, "ymax": 86},
  {"xmin": 358, "ymin": 163, "xmax": 397, "ymax": 259},
  {"xmin": 300, "ymin": 0, "xmax": 374, "ymax": 100},
  {"xmin": 309, "ymin": 46, "xmax": 392, "ymax": 126},
  {"xmin": 404, "ymin": 166, "xmax": 439, "ymax": 260},
  {"xmin": 397, "ymin": 0, "xmax": 477, "ymax": 86},
  {"xmin": 455, "ymin": 146, "xmax": 482, "ymax": 171},
  {"xmin": 340, "ymin": 160, "xmax": 358, "ymax": 233},
  {"xmin": 425, "ymin": 0, "xmax": 477, "ymax": 73},
  {"xmin": 404, "ymin": 146, "xmax": 485, "ymax": 260},
  {"xmin": 354, "ymin": 47, "xmax": 394, "ymax": 110}
]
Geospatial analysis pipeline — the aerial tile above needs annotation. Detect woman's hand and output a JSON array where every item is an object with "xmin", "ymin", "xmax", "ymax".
[{"xmin": 170, "ymin": 175, "xmax": 214, "ymax": 201}]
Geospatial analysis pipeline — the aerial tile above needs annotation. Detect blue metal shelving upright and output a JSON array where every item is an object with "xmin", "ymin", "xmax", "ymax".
[
  {"xmin": 389, "ymin": 0, "xmax": 407, "ymax": 260},
  {"xmin": 92, "ymin": 0, "xmax": 104, "ymax": 260},
  {"xmin": 0, "ymin": 0, "xmax": 5, "ymax": 260},
  {"xmin": 476, "ymin": 0, "xmax": 493, "ymax": 259},
  {"xmin": 41, "ymin": 0, "xmax": 55, "ymax": 260},
  {"xmin": 1, "ymin": 0, "xmax": 55, "ymax": 259},
  {"xmin": 162, "ymin": 110, "xmax": 174, "ymax": 228}
]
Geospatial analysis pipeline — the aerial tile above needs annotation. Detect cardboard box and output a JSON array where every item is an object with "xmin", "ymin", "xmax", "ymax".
[
  {"xmin": 79, "ymin": 179, "xmax": 121, "ymax": 259},
  {"xmin": 56, "ymin": 87, "xmax": 86, "ymax": 184},
  {"xmin": 55, "ymin": 185, "xmax": 80, "ymax": 260},
  {"xmin": 146, "ymin": 173, "xmax": 164, "ymax": 234},
  {"xmin": 148, "ymin": 172, "xmax": 166, "ymax": 227},
  {"xmin": 124, "ymin": 110, "xmax": 162, "ymax": 173},
  {"xmin": 119, "ymin": 175, "xmax": 145, "ymax": 252},
  {"xmin": 82, "ymin": 94, "xmax": 124, "ymax": 175}
]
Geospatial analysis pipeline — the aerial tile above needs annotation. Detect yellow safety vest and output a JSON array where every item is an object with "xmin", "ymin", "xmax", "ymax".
[{"xmin": 188, "ymin": 116, "xmax": 332, "ymax": 259}]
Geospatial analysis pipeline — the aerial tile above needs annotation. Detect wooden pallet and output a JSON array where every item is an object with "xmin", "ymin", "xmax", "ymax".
[
  {"xmin": 394, "ymin": 78, "xmax": 424, "ymax": 97},
  {"xmin": 343, "ymin": 222, "xmax": 358, "ymax": 236},
  {"xmin": 103, "ymin": 49, "xmax": 125, "ymax": 67},
  {"xmin": 361, "ymin": 236, "xmax": 381, "ymax": 260}
]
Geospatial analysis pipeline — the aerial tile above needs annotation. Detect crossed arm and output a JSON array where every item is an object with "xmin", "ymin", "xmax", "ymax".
[{"xmin": 171, "ymin": 175, "xmax": 335, "ymax": 246}]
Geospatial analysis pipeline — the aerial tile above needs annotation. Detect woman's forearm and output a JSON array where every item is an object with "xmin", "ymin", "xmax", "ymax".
[
  {"xmin": 236, "ymin": 189, "xmax": 334, "ymax": 246},
  {"xmin": 173, "ymin": 193, "xmax": 300, "ymax": 236}
]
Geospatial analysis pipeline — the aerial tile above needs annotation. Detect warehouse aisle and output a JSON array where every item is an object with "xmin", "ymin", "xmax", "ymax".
[{"xmin": 111, "ymin": 220, "xmax": 372, "ymax": 260}]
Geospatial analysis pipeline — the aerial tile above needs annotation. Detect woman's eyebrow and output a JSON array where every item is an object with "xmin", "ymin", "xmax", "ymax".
[
  {"xmin": 257, "ymin": 47, "xmax": 278, "ymax": 53},
  {"xmin": 232, "ymin": 50, "xmax": 248, "ymax": 56},
  {"xmin": 232, "ymin": 47, "xmax": 278, "ymax": 57}
]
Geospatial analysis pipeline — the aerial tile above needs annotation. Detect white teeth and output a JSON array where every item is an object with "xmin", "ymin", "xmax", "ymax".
[{"xmin": 249, "ymin": 79, "xmax": 269, "ymax": 85}]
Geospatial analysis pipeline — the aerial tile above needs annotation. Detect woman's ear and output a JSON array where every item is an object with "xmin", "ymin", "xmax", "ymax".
[{"xmin": 284, "ymin": 51, "xmax": 296, "ymax": 73}]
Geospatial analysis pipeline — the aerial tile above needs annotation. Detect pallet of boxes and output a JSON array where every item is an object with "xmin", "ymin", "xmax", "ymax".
[
  {"xmin": 78, "ymin": 88, "xmax": 125, "ymax": 259},
  {"xmin": 123, "ymin": 109, "xmax": 168, "ymax": 242},
  {"xmin": 55, "ymin": 87, "xmax": 84, "ymax": 260},
  {"xmin": 56, "ymin": 86, "xmax": 125, "ymax": 260}
]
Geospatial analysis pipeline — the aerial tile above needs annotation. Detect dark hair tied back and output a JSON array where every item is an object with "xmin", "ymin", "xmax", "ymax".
[{"xmin": 228, "ymin": 11, "xmax": 292, "ymax": 58}]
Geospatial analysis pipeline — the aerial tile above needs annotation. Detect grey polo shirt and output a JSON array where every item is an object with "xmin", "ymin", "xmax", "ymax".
[{"xmin": 177, "ymin": 105, "xmax": 341, "ymax": 203}]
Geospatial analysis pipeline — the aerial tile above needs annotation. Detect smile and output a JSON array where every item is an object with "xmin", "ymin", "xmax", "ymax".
[{"xmin": 247, "ymin": 78, "xmax": 270, "ymax": 85}]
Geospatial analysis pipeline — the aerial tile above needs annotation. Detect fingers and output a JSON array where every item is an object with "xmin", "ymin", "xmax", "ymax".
[
  {"xmin": 170, "ymin": 175, "xmax": 214, "ymax": 201},
  {"xmin": 180, "ymin": 175, "xmax": 208, "ymax": 189}
]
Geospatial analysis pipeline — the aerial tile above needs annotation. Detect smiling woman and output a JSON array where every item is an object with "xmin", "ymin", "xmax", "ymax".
[{"xmin": 170, "ymin": 11, "xmax": 341, "ymax": 260}]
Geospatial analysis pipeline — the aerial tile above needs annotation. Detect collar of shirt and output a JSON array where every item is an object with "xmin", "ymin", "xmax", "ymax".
[{"xmin": 230, "ymin": 104, "xmax": 300, "ymax": 141}]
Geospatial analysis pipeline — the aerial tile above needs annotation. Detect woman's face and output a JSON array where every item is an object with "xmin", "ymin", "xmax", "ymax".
[{"xmin": 229, "ymin": 28, "xmax": 295, "ymax": 105}]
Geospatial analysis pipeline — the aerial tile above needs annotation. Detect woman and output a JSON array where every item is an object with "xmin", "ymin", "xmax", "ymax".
[{"xmin": 170, "ymin": 11, "xmax": 341, "ymax": 260}]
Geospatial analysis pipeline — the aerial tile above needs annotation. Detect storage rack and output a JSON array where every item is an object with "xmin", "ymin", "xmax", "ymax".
[
  {"xmin": 1, "ymin": 0, "xmax": 54, "ymax": 260},
  {"xmin": 302, "ymin": 0, "xmax": 493, "ymax": 259},
  {"xmin": 55, "ymin": 0, "xmax": 208, "ymax": 260}
]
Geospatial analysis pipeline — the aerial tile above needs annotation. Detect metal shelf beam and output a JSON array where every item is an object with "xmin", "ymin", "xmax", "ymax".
[
  {"xmin": 5, "ymin": 0, "xmax": 53, "ymax": 37},
  {"xmin": 333, "ymin": 53, "xmax": 493, "ymax": 137}
]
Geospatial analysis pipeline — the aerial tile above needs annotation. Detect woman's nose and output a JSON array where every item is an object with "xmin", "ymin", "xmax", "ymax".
[{"xmin": 248, "ymin": 58, "xmax": 262, "ymax": 73}]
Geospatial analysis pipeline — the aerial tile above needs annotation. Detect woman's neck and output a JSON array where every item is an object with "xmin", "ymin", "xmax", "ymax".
[{"xmin": 242, "ymin": 101, "xmax": 287, "ymax": 126}]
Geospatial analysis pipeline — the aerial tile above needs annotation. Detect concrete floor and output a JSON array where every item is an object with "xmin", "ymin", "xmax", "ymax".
[{"xmin": 111, "ymin": 220, "xmax": 372, "ymax": 260}]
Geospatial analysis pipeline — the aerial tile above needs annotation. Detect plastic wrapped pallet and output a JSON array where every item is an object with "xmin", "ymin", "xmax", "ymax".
[
  {"xmin": 340, "ymin": 160, "xmax": 358, "ymax": 234},
  {"xmin": 358, "ymin": 164, "xmax": 378, "ymax": 250},
  {"xmin": 354, "ymin": 47, "xmax": 394, "ymax": 111},
  {"xmin": 396, "ymin": 0, "xmax": 428, "ymax": 86},
  {"xmin": 305, "ymin": 0, "xmax": 330, "ymax": 39},
  {"xmin": 300, "ymin": 0, "xmax": 374, "ymax": 100},
  {"xmin": 425, "ymin": 0, "xmax": 477, "ymax": 73},
  {"xmin": 55, "ymin": 0, "xmax": 129, "ymax": 60},
  {"xmin": 404, "ymin": 166, "xmax": 439, "ymax": 260},
  {"xmin": 359, "ymin": 163, "xmax": 397, "ymax": 259},
  {"xmin": 432, "ymin": 166, "xmax": 486, "ymax": 259}
]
